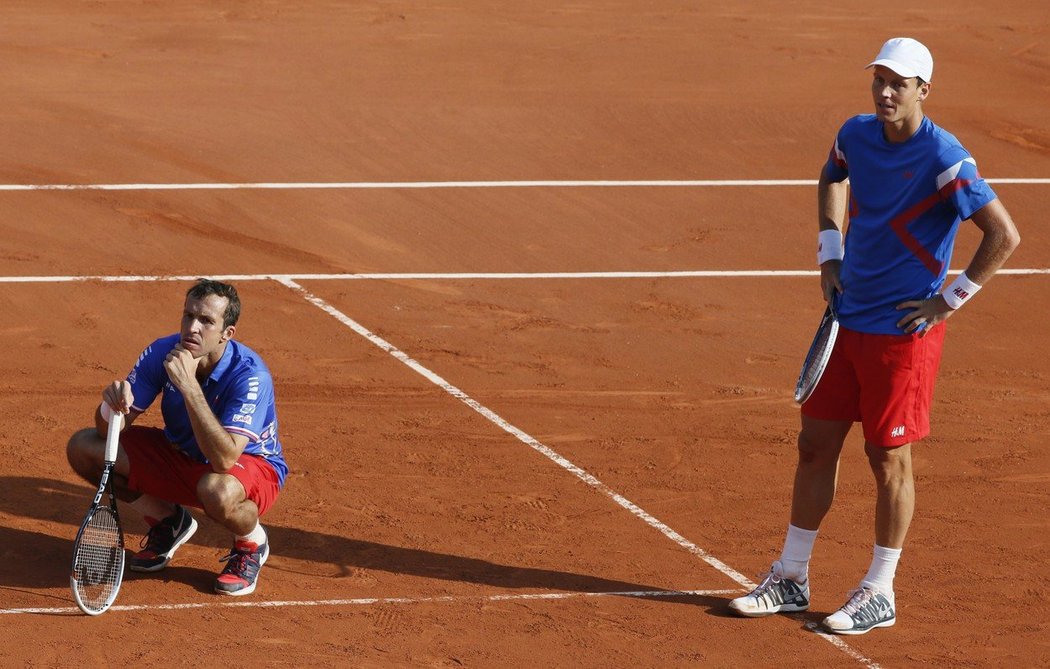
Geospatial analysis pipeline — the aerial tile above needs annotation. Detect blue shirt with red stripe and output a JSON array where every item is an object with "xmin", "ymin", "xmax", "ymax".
[
  {"xmin": 127, "ymin": 334, "xmax": 288, "ymax": 487},
  {"xmin": 824, "ymin": 115, "xmax": 997, "ymax": 334}
]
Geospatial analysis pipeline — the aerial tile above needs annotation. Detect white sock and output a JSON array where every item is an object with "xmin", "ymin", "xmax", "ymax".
[
  {"xmin": 130, "ymin": 495, "xmax": 177, "ymax": 525},
  {"xmin": 861, "ymin": 544, "xmax": 902, "ymax": 594},
  {"xmin": 780, "ymin": 524, "xmax": 818, "ymax": 582},
  {"xmin": 237, "ymin": 522, "xmax": 267, "ymax": 546}
]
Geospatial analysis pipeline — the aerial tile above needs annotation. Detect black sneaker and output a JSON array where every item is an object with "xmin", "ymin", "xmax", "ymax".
[
  {"xmin": 129, "ymin": 505, "xmax": 198, "ymax": 572},
  {"xmin": 214, "ymin": 537, "xmax": 269, "ymax": 596},
  {"xmin": 822, "ymin": 587, "xmax": 896, "ymax": 634},
  {"xmin": 728, "ymin": 560, "xmax": 811, "ymax": 617}
]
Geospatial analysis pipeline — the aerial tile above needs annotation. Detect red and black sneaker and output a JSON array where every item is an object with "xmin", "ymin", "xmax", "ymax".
[
  {"xmin": 129, "ymin": 505, "xmax": 198, "ymax": 573},
  {"xmin": 214, "ymin": 537, "xmax": 270, "ymax": 596}
]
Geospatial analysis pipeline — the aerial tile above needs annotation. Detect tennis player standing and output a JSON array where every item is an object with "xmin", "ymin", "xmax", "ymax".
[
  {"xmin": 67, "ymin": 279, "xmax": 288, "ymax": 596},
  {"xmin": 729, "ymin": 37, "xmax": 1020, "ymax": 634}
]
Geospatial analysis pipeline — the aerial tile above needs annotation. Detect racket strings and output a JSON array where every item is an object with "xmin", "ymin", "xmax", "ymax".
[
  {"xmin": 72, "ymin": 508, "xmax": 124, "ymax": 611},
  {"xmin": 802, "ymin": 321, "xmax": 835, "ymax": 386}
]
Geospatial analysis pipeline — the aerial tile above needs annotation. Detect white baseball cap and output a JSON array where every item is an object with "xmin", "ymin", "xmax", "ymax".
[{"xmin": 867, "ymin": 37, "xmax": 934, "ymax": 82}]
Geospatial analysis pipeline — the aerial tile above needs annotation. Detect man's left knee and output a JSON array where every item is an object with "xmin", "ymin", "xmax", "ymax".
[
  {"xmin": 197, "ymin": 473, "xmax": 245, "ymax": 514},
  {"xmin": 865, "ymin": 442, "xmax": 913, "ymax": 480}
]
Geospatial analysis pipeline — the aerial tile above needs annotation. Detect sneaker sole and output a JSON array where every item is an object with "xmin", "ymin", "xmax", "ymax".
[
  {"xmin": 823, "ymin": 617, "xmax": 896, "ymax": 635},
  {"xmin": 214, "ymin": 542, "xmax": 269, "ymax": 597},
  {"xmin": 128, "ymin": 517, "xmax": 199, "ymax": 573},
  {"xmin": 215, "ymin": 580, "xmax": 259, "ymax": 597},
  {"xmin": 729, "ymin": 602, "xmax": 810, "ymax": 618}
]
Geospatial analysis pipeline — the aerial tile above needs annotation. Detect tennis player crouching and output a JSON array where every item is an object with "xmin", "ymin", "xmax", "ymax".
[
  {"xmin": 67, "ymin": 279, "xmax": 289, "ymax": 596},
  {"xmin": 728, "ymin": 38, "xmax": 1020, "ymax": 633}
]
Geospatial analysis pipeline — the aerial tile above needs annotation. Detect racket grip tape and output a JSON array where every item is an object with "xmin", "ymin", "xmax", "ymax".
[{"xmin": 104, "ymin": 412, "xmax": 124, "ymax": 463}]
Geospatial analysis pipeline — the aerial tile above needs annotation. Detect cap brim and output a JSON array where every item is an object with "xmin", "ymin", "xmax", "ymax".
[{"xmin": 866, "ymin": 58, "xmax": 920, "ymax": 79}]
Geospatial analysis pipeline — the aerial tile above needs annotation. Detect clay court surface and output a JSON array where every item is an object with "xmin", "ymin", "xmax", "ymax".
[{"xmin": 1, "ymin": 2, "xmax": 1048, "ymax": 667}]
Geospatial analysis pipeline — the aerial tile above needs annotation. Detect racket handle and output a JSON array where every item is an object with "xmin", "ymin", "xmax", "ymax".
[{"xmin": 104, "ymin": 411, "xmax": 124, "ymax": 464}]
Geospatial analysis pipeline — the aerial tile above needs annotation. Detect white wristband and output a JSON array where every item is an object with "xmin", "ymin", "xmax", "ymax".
[
  {"xmin": 99, "ymin": 401, "xmax": 114, "ymax": 423},
  {"xmin": 942, "ymin": 272, "xmax": 982, "ymax": 309},
  {"xmin": 817, "ymin": 229, "xmax": 844, "ymax": 265}
]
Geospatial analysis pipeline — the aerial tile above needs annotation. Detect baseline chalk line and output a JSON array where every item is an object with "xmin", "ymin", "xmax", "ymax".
[
  {"xmin": 0, "ymin": 588, "xmax": 738, "ymax": 616},
  {"xmin": 1, "ymin": 268, "xmax": 1047, "ymax": 284},
  {"xmin": 0, "ymin": 177, "xmax": 1047, "ymax": 191}
]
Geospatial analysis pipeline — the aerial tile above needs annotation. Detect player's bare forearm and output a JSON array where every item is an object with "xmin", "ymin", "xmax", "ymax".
[
  {"xmin": 163, "ymin": 343, "xmax": 248, "ymax": 471},
  {"xmin": 180, "ymin": 385, "xmax": 247, "ymax": 472},
  {"xmin": 962, "ymin": 199, "xmax": 1021, "ymax": 285},
  {"xmin": 817, "ymin": 168, "xmax": 849, "ymax": 233}
]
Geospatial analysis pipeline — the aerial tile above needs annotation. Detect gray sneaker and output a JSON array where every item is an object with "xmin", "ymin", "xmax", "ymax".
[
  {"xmin": 728, "ymin": 561, "xmax": 810, "ymax": 617},
  {"xmin": 822, "ymin": 587, "xmax": 896, "ymax": 634}
]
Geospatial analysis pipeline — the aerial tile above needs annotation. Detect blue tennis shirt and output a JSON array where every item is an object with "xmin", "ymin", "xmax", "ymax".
[
  {"xmin": 127, "ymin": 334, "xmax": 288, "ymax": 487},
  {"xmin": 823, "ymin": 115, "xmax": 997, "ymax": 334}
]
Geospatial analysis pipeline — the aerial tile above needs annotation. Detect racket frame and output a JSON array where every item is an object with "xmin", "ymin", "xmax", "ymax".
[{"xmin": 793, "ymin": 304, "xmax": 840, "ymax": 404}]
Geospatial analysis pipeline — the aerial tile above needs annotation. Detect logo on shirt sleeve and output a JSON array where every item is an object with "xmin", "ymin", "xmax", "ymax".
[{"xmin": 128, "ymin": 345, "xmax": 152, "ymax": 384}]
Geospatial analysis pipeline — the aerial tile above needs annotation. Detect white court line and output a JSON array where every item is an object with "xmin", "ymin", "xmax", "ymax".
[
  {"xmin": 0, "ymin": 270, "xmax": 823, "ymax": 284},
  {"xmin": 0, "ymin": 268, "xmax": 1048, "ymax": 284},
  {"xmin": 0, "ymin": 588, "xmax": 738, "ymax": 616},
  {"xmin": 0, "ymin": 178, "xmax": 1047, "ymax": 191},
  {"xmin": 276, "ymin": 277, "xmax": 882, "ymax": 669}
]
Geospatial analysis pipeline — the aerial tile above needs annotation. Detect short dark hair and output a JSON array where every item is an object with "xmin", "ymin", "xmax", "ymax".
[{"xmin": 186, "ymin": 279, "xmax": 241, "ymax": 328}]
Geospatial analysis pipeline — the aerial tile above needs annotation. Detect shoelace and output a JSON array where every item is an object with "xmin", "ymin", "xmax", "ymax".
[
  {"xmin": 219, "ymin": 547, "xmax": 257, "ymax": 572},
  {"xmin": 841, "ymin": 587, "xmax": 875, "ymax": 615},
  {"xmin": 749, "ymin": 569, "xmax": 785, "ymax": 600},
  {"xmin": 139, "ymin": 519, "xmax": 175, "ymax": 552}
]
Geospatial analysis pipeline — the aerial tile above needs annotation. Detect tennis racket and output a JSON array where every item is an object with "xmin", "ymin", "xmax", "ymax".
[
  {"xmin": 793, "ymin": 301, "xmax": 840, "ymax": 404},
  {"xmin": 70, "ymin": 411, "xmax": 126, "ymax": 615}
]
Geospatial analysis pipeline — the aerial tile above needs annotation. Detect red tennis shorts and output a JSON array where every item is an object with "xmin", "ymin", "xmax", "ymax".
[
  {"xmin": 123, "ymin": 426, "xmax": 281, "ymax": 516},
  {"xmin": 801, "ymin": 323, "xmax": 946, "ymax": 447}
]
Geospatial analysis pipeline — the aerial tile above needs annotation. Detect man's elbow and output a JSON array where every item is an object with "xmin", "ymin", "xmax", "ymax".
[
  {"xmin": 1005, "ymin": 224, "xmax": 1021, "ymax": 253},
  {"xmin": 994, "ymin": 218, "xmax": 1022, "ymax": 259},
  {"xmin": 211, "ymin": 457, "xmax": 241, "ymax": 474}
]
